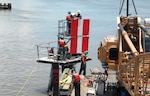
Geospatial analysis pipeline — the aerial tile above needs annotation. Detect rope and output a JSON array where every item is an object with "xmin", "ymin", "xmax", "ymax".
[{"xmin": 16, "ymin": 62, "xmax": 39, "ymax": 96}]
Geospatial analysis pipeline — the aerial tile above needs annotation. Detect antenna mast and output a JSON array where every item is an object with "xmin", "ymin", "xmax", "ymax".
[
  {"xmin": 119, "ymin": 0, "xmax": 137, "ymax": 16},
  {"xmin": 126, "ymin": 0, "xmax": 129, "ymax": 16}
]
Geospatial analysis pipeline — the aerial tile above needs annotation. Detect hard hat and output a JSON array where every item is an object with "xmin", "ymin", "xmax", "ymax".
[
  {"xmin": 84, "ymin": 51, "xmax": 88, "ymax": 55},
  {"xmin": 77, "ymin": 10, "xmax": 81, "ymax": 14},
  {"xmin": 60, "ymin": 35, "xmax": 63, "ymax": 39},
  {"xmin": 51, "ymin": 47, "xmax": 55, "ymax": 49},
  {"xmin": 68, "ymin": 11, "xmax": 71, "ymax": 14}
]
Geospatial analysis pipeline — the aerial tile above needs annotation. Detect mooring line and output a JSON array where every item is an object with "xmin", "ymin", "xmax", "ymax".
[{"xmin": 16, "ymin": 62, "xmax": 39, "ymax": 96}]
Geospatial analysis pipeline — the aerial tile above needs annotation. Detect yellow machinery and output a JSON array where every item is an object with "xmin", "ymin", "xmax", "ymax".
[
  {"xmin": 59, "ymin": 68, "xmax": 73, "ymax": 95},
  {"xmin": 98, "ymin": 0, "xmax": 150, "ymax": 96}
]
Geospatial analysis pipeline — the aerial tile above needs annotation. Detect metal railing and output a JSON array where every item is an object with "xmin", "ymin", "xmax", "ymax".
[
  {"xmin": 58, "ymin": 20, "xmax": 68, "ymax": 38},
  {"xmin": 36, "ymin": 41, "xmax": 58, "ymax": 59},
  {"xmin": 118, "ymin": 53, "xmax": 150, "ymax": 96}
]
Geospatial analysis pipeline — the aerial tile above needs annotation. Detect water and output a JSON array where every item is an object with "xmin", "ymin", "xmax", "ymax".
[{"xmin": 0, "ymin": 0, "xmax": 150, "ymax": 96}]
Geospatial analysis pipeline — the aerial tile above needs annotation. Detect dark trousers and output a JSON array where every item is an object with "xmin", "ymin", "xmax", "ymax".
[
  {"xmin": 79, "ymin": 62, "xmax": 86, "ymax": 75},
  {"xmin": 67, "ymin": 21, "xmax": 71, "ymax": 35},
  {"xmin": 74, "ymin": 82, "xmax": 80, "ymax": 96},
  {"xmin": 58, "ymin": 47, "xmax": 65, "ymax": 60}
]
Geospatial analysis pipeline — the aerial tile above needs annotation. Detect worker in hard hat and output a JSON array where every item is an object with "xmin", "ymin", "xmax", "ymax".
[
  {"xmin": 66, "ymin": 11, "xmax": 73, "ymax": 21},
  {"xmin": 58, "ymin": 36, "xmax": 66, "ymax": 60},
  {"xmin": 58, "ymin": 36, "xmax": 66, "ymax": 47},
  {"xmin": 75, "ymin": 10, "xmax": 82, "ymax": 19},
  {"xmin": 79, "ymin": 52, "xmax": 87, "ymax": 75},
  {"xmin": 72, "ymin": 70, "xmax": 80, "ymax": 96},
  {"xmin": 66, "ymin": 11, "xmax": 73, "ymax": 35},
  {"xmin": 49, "ymin": 47, "xmax": 54, "ymax": 56}
]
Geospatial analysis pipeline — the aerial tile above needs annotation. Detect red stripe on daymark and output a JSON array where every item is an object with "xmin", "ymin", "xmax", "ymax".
[
  {"xmin": 70, "ymin": 20, "xmax": 78, "ymax": 54},
  {"xmin": 82, "ymin": 19, "xmax": 90, "ymax": 52}
]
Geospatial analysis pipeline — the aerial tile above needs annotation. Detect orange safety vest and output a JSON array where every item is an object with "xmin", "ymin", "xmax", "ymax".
[
  {"xmin": 73, "ymin": 73, "xmax": 80, "ymax": 83},
  {"xmin": 59, "ymin": 40, "xmax": 65, "ymax": 47},
  {"xmin": 49, "ymin": 49, "xmax": 54, "ymax": 54},
  {"xmin": 81, "ymin": 53, "xmax": 86, "ymax": 64},
  {"xmin": 66, "ymin": 15, "xmax": 72, "ymax": 21}
]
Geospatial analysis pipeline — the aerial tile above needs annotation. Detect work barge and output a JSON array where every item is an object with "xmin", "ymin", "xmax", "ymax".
[
  {"xmin": 36, "ymin": 18, "xmax": 118, "ymax": 96},
  {"xmin": 36, "ymin": 19, "xmax": 94, "ymax": 96},
  {"xmin": 36, "ymin": 0, "xmax": 150, "ymax": 96}
]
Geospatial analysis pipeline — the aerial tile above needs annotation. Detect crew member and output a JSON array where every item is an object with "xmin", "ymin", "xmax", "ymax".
[
  {"xmin": 66, "ymin": 11, "xmax": 73, "ymax": 35},
  {"xmin": 58, "ymin": 37, "xmax": 66, "ymax": 60},
  {"xmin": 75, "ymin": 10, "xmax": 82, "ymax": 19},
  {"xmin": 103, "ymin": 69, "xmax": 108, "ymax": 80},
  {"xmin": 72, "ymin": 70, "xmax": 80, "ymax": 96},
  {"xmin": 49, "ymin": 47, "xmax": 54, "ymax": 56},
  {"xmin": 104, "ymin": 69, "xmax": 108, "ymax": 77},
  {"xmin": 66, "ymin": 11, "xmax": 73, "ymax": 21},
  {"xmin": 58, "ymin": 37, "xmax": 66, "ymax": 47},
  {"xmin": 79, "ymin": 52, "xmax": 86, "ymax": 75}
]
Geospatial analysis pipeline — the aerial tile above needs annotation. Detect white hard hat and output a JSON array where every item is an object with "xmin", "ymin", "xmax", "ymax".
[{"xmin": 77, "ymin": 10, "xmax": 81, "ymax": 14}]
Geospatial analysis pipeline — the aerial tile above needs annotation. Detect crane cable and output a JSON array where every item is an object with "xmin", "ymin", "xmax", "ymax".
[{"xmin": 16, "ymin": 62, "xmax": 39, "ymax": 96}]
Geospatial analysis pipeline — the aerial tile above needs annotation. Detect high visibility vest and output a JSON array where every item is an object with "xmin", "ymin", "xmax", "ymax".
[
  {"xmin": 49, "ymin": 49, "xmax": 54, "ymax": 54},
  {"xmin": 81, "ymin": 54, "xmax": 86, "ymax": 64},
  {"xmin": 59, "ymin": 40, "xmax": 65, "ymax": 47},
  {"xmin": 73, "ymin": 73, "xmax": 80, "ymax": 83},
  {"xmin": 66, "ymin": 15, "xmax": 72, "ymax": 21}
]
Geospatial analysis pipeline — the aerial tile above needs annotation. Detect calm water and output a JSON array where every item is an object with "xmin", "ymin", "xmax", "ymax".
[{"xmin": 0, "ymin": 0, "xmax": 150, "ymax": 96}]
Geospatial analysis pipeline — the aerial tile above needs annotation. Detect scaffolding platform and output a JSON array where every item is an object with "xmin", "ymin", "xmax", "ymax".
[{"xmin": 36, "ymin": 55, "xmax": 92, "ymax": 65}]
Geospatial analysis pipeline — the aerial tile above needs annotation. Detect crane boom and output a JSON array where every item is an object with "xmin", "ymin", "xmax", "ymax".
[{"xmin": 97, "ymin": 0, "xmax": 150, "ymax": 95}]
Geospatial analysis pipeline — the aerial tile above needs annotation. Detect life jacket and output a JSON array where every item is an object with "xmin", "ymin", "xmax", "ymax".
[
  {"xmin": 81, "ymin": 53, "xmax": 86, "ymax": 64},
  {"xmin": 49, "ymin": 49, "xmax": 54, "ymax": 54},
  {"xmin": 73, "ymin": 73, "xmax": 80, "ymax": 83},
  {"xmin": 59, "ymin": 40, "xmax": 65, "ymax": 47},
  {"xmin": 66, "ymin": 15, "xmax": 72, "ymax": 21},
  {"xmin": 49, "ymin": 48, "xmax": 54, "ymax": 56},
  {"xmin": 104, "ymin": 70, "xmax": 108, "ymax": 76}
]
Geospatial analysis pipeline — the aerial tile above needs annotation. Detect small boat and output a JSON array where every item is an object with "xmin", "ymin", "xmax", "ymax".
[{"xmin": 0, "ymin": 3, "xmax": 11, "ymax": 9}]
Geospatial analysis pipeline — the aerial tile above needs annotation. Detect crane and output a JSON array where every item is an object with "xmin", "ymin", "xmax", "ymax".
[{"xmin": 98, "ymin": 0, "xmax": 150, "ymax": 95}]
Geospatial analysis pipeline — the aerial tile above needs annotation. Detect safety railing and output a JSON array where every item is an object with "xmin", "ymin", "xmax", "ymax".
[
  {"xmin": 118, "ymin": 52, "xmax": 150, "ymax": 96},
  {"xmin": 58, "ymin": 20, "xmax": 68, "ymax": 38},
  {"xmin": 36, "ymin": 41, "xmax": 58, "ymax": 59}
]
